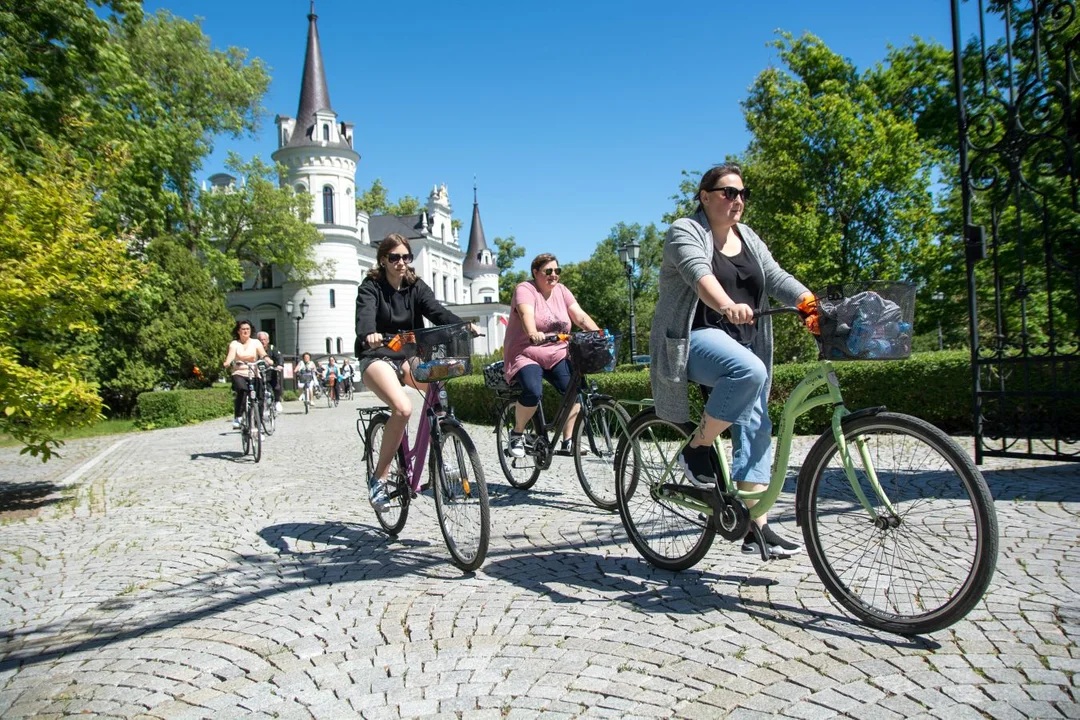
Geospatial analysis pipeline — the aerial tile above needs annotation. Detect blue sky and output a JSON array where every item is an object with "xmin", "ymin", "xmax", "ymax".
[{"xmin": 146, "ymin": 0, "xmax": 961, "ymax": 270}]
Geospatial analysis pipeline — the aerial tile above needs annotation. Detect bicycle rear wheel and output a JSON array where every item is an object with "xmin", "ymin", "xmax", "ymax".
[
  {"xmin": 797, "ymin": 412, "xmax": 998, "ymax": 635},
  {"xmin": 364, "ymin": 413, "xmax": 409, "ymax": 535},
  {"xmin": 615, "ymin": 409, "xmax": 715, "ymax": 571},
  {"xmin": 573, "ymin": 397, "xmax": 630, "ymax": 511},
  {"xmin": 241, "ymin": 416, "xmax": 251, "ymax": 455},
  {"xmin": 495, "ymin": 400, "xmax": 542, "ymax": 490},
  {"xmin": 432, "ymin": 422, "xmax": 490, "ymax": 571},
  {"xmin": 250, "ymin": 407, "xmax": 262, "ymax": 463},
  {"xmin": 263, "ymin": 399, "xmax": 276, "ymax": 436}
]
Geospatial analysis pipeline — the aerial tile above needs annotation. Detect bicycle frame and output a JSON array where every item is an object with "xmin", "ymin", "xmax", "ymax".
[{"xmin": 657, "ymin": 358, "xmax": 898, "ymax": 522}]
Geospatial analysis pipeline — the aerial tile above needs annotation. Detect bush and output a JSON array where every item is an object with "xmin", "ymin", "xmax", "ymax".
[
  {"xmin": 283, "ymin": 389, "xmax": 299, "ymax": 402},
  {"xmin": 447, "ymin": 351, "xmax": 979, "ymax": 434},
  {"xmin": 469, "ymin": 347, "xmax": 504, "ymax": 375},
  {"xmin": 135, "ymin": 387, "xmax": 234, "ymax": 429}
]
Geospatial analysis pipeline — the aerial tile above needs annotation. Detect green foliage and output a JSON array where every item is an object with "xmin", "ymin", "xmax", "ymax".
[
  {"xmin": 494, "ymin": 235, "xmax": 527, "ymax": 305},
  {"xmin": 448, "ymin": 352, "xmax": 978, "ymax": 435},
  {"xmin": 0, "ymin": 146, "xmax": 138, "ymax": 459},
  {"xmin": 469, "ymin": 347, "xmax": 504, "ymax": 375},
  {"xmin": 134, "ymin": 386, "xmax": 234, "ymax": 429},
  {"xmin": 193, "ymin": 153, "xmax": 327, "ymax": 289},
  {"xmin": 95, "ymin": 238, "xmax": 234, "ymax": 416},
  {"xmin": 355, "ymin": 178, "xmax": 422, "ymax": 217}
]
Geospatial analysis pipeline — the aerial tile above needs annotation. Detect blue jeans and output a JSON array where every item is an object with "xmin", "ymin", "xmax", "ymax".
[
  {"xmin": 687, "ymin": 328, "xmax": 772, "ymax": 485},
  {"xmin": 514, "ymin": 359, "xmax": 572, "ymax": 408}
]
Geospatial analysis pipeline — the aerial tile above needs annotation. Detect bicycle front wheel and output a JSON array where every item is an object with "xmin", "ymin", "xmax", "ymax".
[
  {"xmin": 364, "ymin": 413, "xmax": 409, "ymax": 535},
  {"xmin": 797, "ymin": 412, "xmax": 998, "ymax": 635},
  {"xmin": 432, "ymin": 422, "xmax": 490, "ymax": 571},
  {"xmin": 495, "ymin": 400, "xmax": 542, "ymax": 490},
  {"xmin": 250, "ymin": 408, "xmax": 262, "ymax": 463},
  {"xmin": 263, "ymin": 401, "xmax": 276, "ymax": 436},
  {"xmin": 573, "ymin": 398, "xmax": 631, "ymax": 511},
  {"xmin": 615, "ymin": 409, "xmax": 715, "ymax": 571}
]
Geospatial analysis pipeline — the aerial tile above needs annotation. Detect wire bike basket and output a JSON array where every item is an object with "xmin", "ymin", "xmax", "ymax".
[
  {"xmin": 408, "ymin": 322, "xmax": 473, "ymax": 382},
  {"xmin": 814, "ymin": 281, "xmax": 916, "ymax": 361},
  {"xmin": 569, "ymin": 331, "xmax": 617, "ymax": 374}
]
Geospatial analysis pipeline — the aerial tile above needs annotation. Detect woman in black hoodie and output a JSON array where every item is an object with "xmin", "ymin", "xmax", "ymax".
[{"xmin": 355, "ymin": 233, "xmax": 466, "ymax": 511}]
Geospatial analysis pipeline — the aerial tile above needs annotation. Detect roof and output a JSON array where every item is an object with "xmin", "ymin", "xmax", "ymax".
[
  {"xmin": 462, "ymin": 189, "xmax": 498, "ymax": 278},
  {"xmin": 284, "ymin": 6, "xmax": 352, "ymax": 151}
]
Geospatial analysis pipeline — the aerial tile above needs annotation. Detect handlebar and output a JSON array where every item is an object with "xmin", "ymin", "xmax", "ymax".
[{"xmin": 754, "ymin": 306, "xmax": 804, "ymax": 318}]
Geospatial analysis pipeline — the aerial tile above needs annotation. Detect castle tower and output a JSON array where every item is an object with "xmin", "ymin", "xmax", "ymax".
[
  {"xmin": 462, "ymin": 183, "xmax": 499, "ymax": 305},
  {"xmin": 272, "ymin": 2, "xmax": 364, "ymax": 359}
]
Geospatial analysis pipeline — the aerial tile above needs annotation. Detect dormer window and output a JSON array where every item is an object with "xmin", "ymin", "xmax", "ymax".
[{"xmin": 322, "ymin": 124, "xmax": 330, "ymax": 141}]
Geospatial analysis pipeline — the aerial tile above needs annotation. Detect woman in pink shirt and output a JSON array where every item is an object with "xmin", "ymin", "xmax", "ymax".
[{"xmin": 503, "ymin": 253, "xmax": 601, "ymax": 457}]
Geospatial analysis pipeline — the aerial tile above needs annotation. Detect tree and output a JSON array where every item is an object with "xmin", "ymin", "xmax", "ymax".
[
  {"xmin": 0, "ymin": 145, "xmax": 138, "ymax": 459},
  {"xmin": 192, "ymin": 153, "xmax": 328, "ymax": 289},
  {"xmin": 355, "ymin": 178, "xmax": 422, "ymax": 217},
  {"xmin": 0, "ymin": 5, "xmax": 270, "ymax": 241},
  {"xmin": 739, "ymin": 32, "xmax": 942, "ymax": 292},
  {"xmin": 95, "ymin": 238, "xmax": 234, "ymax": 415},
  {"xmin": 494, "ymin": 235, "xmax": 527, "ymax": 305}
]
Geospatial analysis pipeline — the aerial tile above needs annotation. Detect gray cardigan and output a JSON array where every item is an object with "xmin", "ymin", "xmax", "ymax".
[{"xmin": 650, "ymin": 210, "xmax": 809, "ymax": 424}]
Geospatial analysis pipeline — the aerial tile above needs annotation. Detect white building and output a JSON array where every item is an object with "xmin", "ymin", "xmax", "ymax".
[{"xmin": 224, "ymin": 4, "xmax": 508, "ymax": 361}]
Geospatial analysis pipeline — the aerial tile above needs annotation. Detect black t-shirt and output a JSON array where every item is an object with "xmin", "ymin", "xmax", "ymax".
[
  {"xmin": 692, "ymin": 244, "xmax": 765, "ymax": 345},
  {"xmin": 354, "ymin": 276, "xmax": 463, "ymax": 359}
]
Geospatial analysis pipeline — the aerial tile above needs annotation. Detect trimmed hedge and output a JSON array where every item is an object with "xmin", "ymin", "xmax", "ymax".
[
  {"xmin": 447, "ymin": 351, "xmax": 977, "ymax": 434},
  {"xmin": 135, "ymin": 387, "xmax": 234, "ymax": 429}
]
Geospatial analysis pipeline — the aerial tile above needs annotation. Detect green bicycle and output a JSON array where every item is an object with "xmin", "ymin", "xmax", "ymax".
[{"xmin": 614, "ymin": 306, "xmax": 998, "ymax": 635}]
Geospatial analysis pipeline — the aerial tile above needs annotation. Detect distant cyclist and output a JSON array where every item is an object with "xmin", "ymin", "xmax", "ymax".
[
  {"xmin": 222, "ymin": 319, "xmax": 267, "ymax": 429},
  {"xmin": 257, "ymin": 331, "xmax": 285, "ymax": 413},
  {"xmin": 295, "ymin": 352, "xmax": 317, "ymax": 406},
  {"xmin": 341, "ymin": 359, "xmax": 355, "ymax": 396},
  {"xmin": 326, "ymin": 356, "xmax": 342, "ymax": 405}
]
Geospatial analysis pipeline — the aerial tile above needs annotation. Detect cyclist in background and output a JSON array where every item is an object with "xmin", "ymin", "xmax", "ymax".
[
  {"xmin": 222, "ymin": 319, "xmax": 267, "ymax": 429},
  {"xmin": 651, "ymin": 164, "xmax": 815, "ymax": 559},
  {"xmin": 326, "ymin": 356, "xmax": 341, "ymax": 405},
  {"xmin": 341, "ymin": 359, "xmax": 355, "ymax": 397},
  {"xmin": 257, "ymin": 331, "xmax": 285, "ymax": 413},
  {"xmin": 295, "ymin": 352, "xmax": 317, "ymax": 406}
]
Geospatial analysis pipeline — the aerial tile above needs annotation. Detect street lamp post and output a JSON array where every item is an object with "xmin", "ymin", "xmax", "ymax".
[
  {"xmin": 617, "ymin": 239, "xmax": 641, "ymax": 362},
  {"xmin": 286, "ymin": 298, "xmax": 308, "ymax": 389},
  {"xmin": 932, "ymin": 291, "xmax": 944, "ymax": 351}
]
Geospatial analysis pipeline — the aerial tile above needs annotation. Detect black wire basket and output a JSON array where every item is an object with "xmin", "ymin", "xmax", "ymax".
[
  {"xmin": 408, "ymin": 322, "xmax": 473, "ymax": 381},
  {"xmin": 569, "ymin": 331, "xmax": 617, "ymax": 374},
  {"xmin": 815, "ymin": 282, "xmax": 916, "ymax": 361}
]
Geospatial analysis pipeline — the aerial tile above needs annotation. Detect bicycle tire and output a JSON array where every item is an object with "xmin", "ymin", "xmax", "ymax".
[
  {"xmin": 432, "ymin": 422, "xmax": 490, "ymax": 571},
  {"xmin": 364, "ymin": 413, "xmax": 409, "ymax": 535},
  {"xmin": 241, "ymin": 415, "xmax": 251, "ymax": 455},
  {"xmin": 263, "ymin": 399, "xmax": 276, "ymax": 436},
  {"xmin": 797, "ymin": 412, "xmax": 998, "ymax": 635},
  {"xmin": 615, "ymin": 409, "xmax": 715, "ymax": 571},
  {"xmin": 495, "ymin": 400, "xmax": 542, "ymax": 490},
  {"xmin": 573, "ymin": 397, "xmax": 631, "ymax": 511},
  {"xmin": 326, "ymin": 386, "xmax": 334, "ymax": 408},
  {"xmin": 250, "ymin": 407, "xmax": 262, "ymax": 463}
]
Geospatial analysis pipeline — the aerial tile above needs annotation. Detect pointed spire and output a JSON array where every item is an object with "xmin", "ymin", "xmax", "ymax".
[
  {"xmin": 463, "ymin": 182, "xmax": 498, "ymax": 279},
  {"xmin": 294, "ymin": 2, "xmax": 333, "ymax": 137}
]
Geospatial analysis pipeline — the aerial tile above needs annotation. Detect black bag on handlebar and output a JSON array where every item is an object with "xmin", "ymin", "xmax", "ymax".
[
  {"xmin": 483, "ymin": 360, "xmax": 512, "ymax": 391},
  {"xmin": 569, "ymin": 332, "xmax": 616, "ymax": 374}
]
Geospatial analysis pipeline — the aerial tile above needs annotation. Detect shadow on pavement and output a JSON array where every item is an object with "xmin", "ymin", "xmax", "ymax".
[
  {"xmin": 482, "ymin": 549, "xmax": 937, "ymax": 650},
  {"xmin": 0, "ymin": 481, "xmax": 65, "ymax": 514},
  {"xmin": 981, "ymin": 464, "xmax": 1080, "ymax": 502},
  {"xmin": 189, "ymin": 450, "xmax": 247, "ymax": 462}
]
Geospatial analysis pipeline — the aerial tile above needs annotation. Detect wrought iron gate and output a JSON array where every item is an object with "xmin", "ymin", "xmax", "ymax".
[{"xmin": 951, "ymin": 0, "xmax": 1079, "ymax": 462}]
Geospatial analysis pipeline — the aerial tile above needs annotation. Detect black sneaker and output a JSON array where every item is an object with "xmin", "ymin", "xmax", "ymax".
[
  {"xmin": 677, "ymin": 444, "xmax": 717, "ymax": 489},
  {"xmin": 508, "ymin": 431, "xmax": 526, "ymax": 458},
  {"xmin": 742, "ymin": 524, "xmax": 803, "ymax": 558}
]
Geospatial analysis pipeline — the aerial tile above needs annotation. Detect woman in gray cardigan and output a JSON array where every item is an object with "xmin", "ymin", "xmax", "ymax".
[{"xmin": 650, "ymin": 164, "xmax": 814, "ymax": 558}]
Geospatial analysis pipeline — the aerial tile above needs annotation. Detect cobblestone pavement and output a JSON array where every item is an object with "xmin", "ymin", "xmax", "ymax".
[{"xmin": 0, "ymin": 393, "xmax": 1077, "ymax": 719}]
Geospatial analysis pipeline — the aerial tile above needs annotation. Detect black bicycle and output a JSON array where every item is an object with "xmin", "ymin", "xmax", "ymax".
[
  {"xmin": 235, "ymin": 359, "xmax": 269, "ymax": 462},
  {"xmin": 260, "ymin": 367, "xmax": 278, "ymax": 435},
  {"xmin": 485, "ymin": 331, "xmax": 630, "ymax": 511}
]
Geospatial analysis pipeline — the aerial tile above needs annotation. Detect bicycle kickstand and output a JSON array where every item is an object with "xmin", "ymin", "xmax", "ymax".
[{"xmin": 749, "ymin": 523, "xmax": 770, "ymax": 562}]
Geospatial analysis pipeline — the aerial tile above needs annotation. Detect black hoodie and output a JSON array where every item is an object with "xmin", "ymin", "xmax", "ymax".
[{"xmin": 354, "ymin": 276, "xmax": 463, "ymax": 358}]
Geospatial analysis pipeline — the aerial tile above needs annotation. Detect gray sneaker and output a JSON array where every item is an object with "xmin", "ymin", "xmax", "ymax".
[
  {"xmin": 508, "ymin": 431, "xmax": 526, "ymax": 458},
  {"xmin": 368, "ymin": 476, "xmax": 389, "ymax": 512}
]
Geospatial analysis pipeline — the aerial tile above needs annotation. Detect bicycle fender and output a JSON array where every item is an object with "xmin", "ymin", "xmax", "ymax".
[{"xmin": 840, "ymin": 406, "xmax": 887, "ymax": 426}]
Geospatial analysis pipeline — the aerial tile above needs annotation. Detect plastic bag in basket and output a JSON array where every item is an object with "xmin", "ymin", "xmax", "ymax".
[
  {"xmin": 818, "ymin": 290, "xmax": 913, "ymax": 361},
  {"xmin": 570, "ymin": 331, "xmax": 616, "ymax": 374}
]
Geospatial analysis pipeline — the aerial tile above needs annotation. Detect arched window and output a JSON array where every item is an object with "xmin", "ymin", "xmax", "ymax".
[
  {"xmin": 325, "ymin": 337, "xmax": 332, "ymax": 354},
  {"xmin": 322, "ymin": 186, "xmax": 334, "ymax": 224},
  {"xmin": 294, "ymin": 183, "xmax": 305, "ymax": 195},
  {"xmin": 432, "ymin": 273, "xmax": 438, "ymax": 296},
  {"xmin": 322, "ymin": 124, "xmax": 329, "ymax": 141},
  {"xmin": 443, "ymin": 276, "xmax": 449, "ymax": 302},
  {"xmin": 329, "ymin": 289, "xmax": 336, "ymax": 308},
  {"xmin": 441, "ymin": 223, "xmax": 446, "ymax": 240},
  {"xmin": 336, "ymin": 338, "xmax": 342, "ymax": 354},
  {"xmin": 453, "ymin": 278, "xmax": 458, "ymax": 302},
  {"xmin": 360, "ymin": 228, "xmax": 365, "ymax": 243}
]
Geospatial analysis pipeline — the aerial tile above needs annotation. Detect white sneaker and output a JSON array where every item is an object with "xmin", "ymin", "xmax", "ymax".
[
  {"xmin": 508, "ymin": 431, "xmax": 526, "ymax": 458},
  {"xmin": 369, "ymin": 477, "xmax": 389, "ymax": 512},
  {"xmin": 232, "ymin": 418, "xmax": 241, "ymax": 429},
  {"xmin": 274, "ymin": 401, "xmax": 282, "ymax": 413}
]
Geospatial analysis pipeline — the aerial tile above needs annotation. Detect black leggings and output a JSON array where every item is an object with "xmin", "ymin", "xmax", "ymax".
[
  {"xmin": 514, "ymin": 359, "xmax": 572, "ymax": 408},
  {"xmin": 231, "ymin": 375, "xmax": 264, "ymax": 418}
]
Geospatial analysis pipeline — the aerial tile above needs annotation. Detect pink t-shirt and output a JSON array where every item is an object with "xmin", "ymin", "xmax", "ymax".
[{"xmin": 503, "ymin": 281, "xmax": 577, "ymax": 383}]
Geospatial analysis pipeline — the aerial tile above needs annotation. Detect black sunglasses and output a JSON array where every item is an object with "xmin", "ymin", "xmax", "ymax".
[
  {"xmin": 387, "ymin": 252, "xmax": 414, "ymax": 264},
  {"xmin": 542, "ymin": 267, "xmax": 562, "ymax": 276},
  {"xmin": 705, "ymin": 186, "xmax": 751, "ymax": 202}
]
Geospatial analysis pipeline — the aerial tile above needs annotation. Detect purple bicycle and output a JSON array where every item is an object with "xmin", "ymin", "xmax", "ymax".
[{"xmin": 356, "ymin": 323, "xmax": 490, "ymax": 571}]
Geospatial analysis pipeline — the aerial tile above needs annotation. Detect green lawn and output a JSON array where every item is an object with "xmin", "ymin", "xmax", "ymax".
[{"xmin": 0, "ymin": 419, "xmax": 139, "ymax": 449}]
